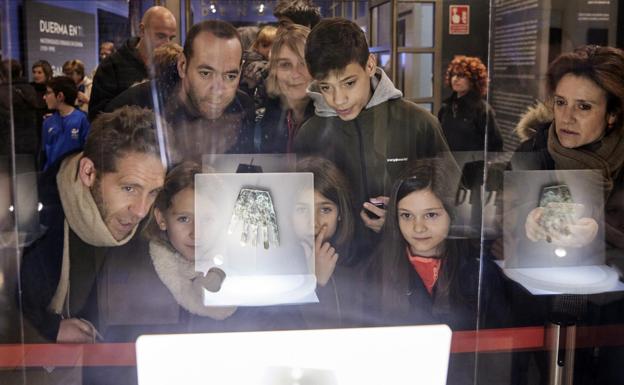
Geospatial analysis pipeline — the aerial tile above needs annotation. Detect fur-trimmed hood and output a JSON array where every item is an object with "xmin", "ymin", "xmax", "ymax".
[{"xmin": 514, "ymin": 101, "xmax": 553, "ymax": 141}]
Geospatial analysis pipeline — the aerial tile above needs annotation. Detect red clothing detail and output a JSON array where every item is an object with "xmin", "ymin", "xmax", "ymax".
[{"xmin": 406, "ymin": 248, "xmax": 441, "ymax": 295}]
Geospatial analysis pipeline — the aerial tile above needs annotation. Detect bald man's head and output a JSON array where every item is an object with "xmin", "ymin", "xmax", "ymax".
[{"xmin": 138, "ymin": 6, "xmax": 177, "ymax": 61}]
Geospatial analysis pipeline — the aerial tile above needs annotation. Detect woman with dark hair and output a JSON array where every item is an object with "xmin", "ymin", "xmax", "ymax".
[
  {"xmin": 259, "ymin": 24, "xmax": 314, "ymax": 153},
  {"xmin": 29, "ymin": 60, "xmax": 53, "ymax": 150},
  {"xmin": 509, "ymin": 45, "xmax": 624, "ymax": 384},
  {"xmin": 516, "ymin": 45, "xmax": 624, "ymax": 248},
  {"xmin": 31, "ymin": 60, "xmax": 53, "ymax": 97},
  {"xmin": 438, "ymin": 55, "xmax": 503, "ymax": 152},
  {"xmin": 372, "ymin": 159, "xmax": 506, "ymax": 331}
]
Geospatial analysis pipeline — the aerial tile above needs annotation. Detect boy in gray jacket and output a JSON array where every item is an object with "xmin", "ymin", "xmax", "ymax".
[{"xmin": 294, "ymin": 18, "xmax": 453, "ymax": 266}]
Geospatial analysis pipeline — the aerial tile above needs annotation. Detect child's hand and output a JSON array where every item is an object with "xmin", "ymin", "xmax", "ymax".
[
  {"xmin": 360, "ymin": 196, "xmax": 390, "ymax": 233},
  {"xmin": 77, "ymin": 91, "xmax": 89, "ymax": 104},
  {"xmin": 194, "ymin": 267, "xmax": 226, "ymax": 292},
  {"xmin": 315, "ymin": 225, "xmax": 338, "ymax": 287},
  {"xmin": 57, "ymin": 318, "xmax": 96, "ymax": 343}
]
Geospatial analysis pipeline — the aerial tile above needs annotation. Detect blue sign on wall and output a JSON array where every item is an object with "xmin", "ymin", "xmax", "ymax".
[{"xmin": 24, "ymin": 1, "xmax": 97, "ymax": 76}]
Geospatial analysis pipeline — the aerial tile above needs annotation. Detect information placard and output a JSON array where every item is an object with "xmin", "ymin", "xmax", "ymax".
[
  {"xmin": 449, "ymin": 5, "xmax": 470, "ymax": 35},
  {"xmin": 24, "ymin": 1, "xmax": 96, "ymax": 78}
]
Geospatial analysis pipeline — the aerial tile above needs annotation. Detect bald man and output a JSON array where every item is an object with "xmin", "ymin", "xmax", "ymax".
[{"xmin": 88, "ymin": 6, "xmax": 177, "ymax": 121}]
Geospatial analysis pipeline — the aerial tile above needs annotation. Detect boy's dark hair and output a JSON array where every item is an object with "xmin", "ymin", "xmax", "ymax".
[
  {"xmin": 47, "ymin": 76, "xmax": 78, "ymax": 106},
  {"xmin": 305, "ymin": 18, "xmax": 369, "ymax": 80},
  {"xmin": 183, "ymin": 20, "xmax": 241, "ymax": 62},
  {"xmin": 274, "ymin": 0, "xmax": 321, "ymax": 28},
  {"xmin": 83, "ymin": 105, "xmax": 164, "ymax": 174}
]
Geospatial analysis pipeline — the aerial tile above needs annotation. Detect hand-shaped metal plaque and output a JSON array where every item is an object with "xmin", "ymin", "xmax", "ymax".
[{"xmin": 227, "ymin": 188, "xmax": 279, "ymax": 249}]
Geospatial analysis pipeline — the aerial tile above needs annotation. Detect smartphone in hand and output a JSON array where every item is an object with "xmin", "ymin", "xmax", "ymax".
[{"xmin": 365, "ymin": 201, "xmax": 386, "ymax": 219}]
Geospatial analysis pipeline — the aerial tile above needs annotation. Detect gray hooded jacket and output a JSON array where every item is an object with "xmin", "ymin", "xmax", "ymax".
[{"xmin": 294, "ymin": 67, "xmax": 454, "ymax": 263}]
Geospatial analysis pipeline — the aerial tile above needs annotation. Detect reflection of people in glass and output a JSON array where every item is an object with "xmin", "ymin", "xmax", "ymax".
[
  {"xmin": 606, "ymin": 184, "xmax": 624, "ymax": 251},
  {"xmin": 295, "ymin": 157, "xmax": 354, "ymax": 286},
  {"xmin": 515, "ymin": 46, "xmax": 624, "ymax": 248},
  {"xmin": 273, "ymin": 0, "xmax": 321, "ymax": 29},
  {"xmin": 438, "ymin": 55, "xmax": 503, "ymax": 152},
  {"xmin": 0, "ymin": 162, "xmax": 14, "ymax": 239},
  {"xmin": 374, "ymin": 160, "xmax": 506, "ymax": 330},
  {"xmin": 525, "ymin": 187, "xmax": 597, "ymax": 248},
  {"xmin": 239, "ymin": 25, "xmax": 276, "ymax": 108},
  {"xmin": 30, "ymin": 60, "xmax": 53, "ymax": 100},
  {"xmin": 145, "ymin": 161, "xmax": 235, "ymax": 319},
  {"xmin": 260, "ymin": 24, "xmax": 314, "ymax": 153}
]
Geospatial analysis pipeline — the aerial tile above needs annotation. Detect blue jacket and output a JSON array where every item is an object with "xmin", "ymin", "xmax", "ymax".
[{"xmin": 41, "ymin": 109, "xmax": 89, "ymax": 171}]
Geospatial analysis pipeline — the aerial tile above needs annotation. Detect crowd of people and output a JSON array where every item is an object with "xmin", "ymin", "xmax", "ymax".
[{"xmin": 1, "ymin": 0, "xmax": 624, "ymax": 384}]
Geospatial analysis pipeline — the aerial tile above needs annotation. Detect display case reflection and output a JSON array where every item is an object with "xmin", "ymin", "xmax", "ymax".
[
  {"xmin": 500, "ymin": 169, "xmax": 622, "ymax": 295},
  {"xmin": 504, "ymin": 170, "xmax": 604, "ymax": 268},
  {"xmin": 195, "ymin": 172, "xmax": 317, "ymax": 306}
]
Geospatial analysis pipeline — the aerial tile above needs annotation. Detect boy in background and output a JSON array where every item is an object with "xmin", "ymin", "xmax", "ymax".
[{"xmin": 41, "ymin": 76, "xmax": 90, "ymax": 170}]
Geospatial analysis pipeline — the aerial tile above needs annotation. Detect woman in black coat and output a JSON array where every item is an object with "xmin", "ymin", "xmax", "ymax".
[
  {"xmin": 438, "ymin": 55, "xmax": 503, "ymax": 152},
  {"xmin": 508, "ymin": 45, "xmax": 624, "ymax": 385}
]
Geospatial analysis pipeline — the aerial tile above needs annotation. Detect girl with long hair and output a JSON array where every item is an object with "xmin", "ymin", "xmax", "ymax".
[{"xmin": 374, "ymin": 159, "xmax": 506, "ymax": 330}]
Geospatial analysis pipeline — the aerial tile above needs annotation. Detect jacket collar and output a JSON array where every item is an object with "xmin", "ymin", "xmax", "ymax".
[{"xmin": 307, "ymin": 67, "xmax": 402, "ymax": 118}]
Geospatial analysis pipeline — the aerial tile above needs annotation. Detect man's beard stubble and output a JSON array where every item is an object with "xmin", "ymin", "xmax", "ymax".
[{"xmin": 90, "ymin": 176, "xmax": 109, "ymax": 223}]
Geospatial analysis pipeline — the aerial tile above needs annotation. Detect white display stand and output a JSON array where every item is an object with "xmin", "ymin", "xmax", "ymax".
[
  {"xmin": 497, "ymin": 261, "xmax": 624, "ymax": 295},
  {"xmin": 136, "ymin": 325, "xmax": 452, "ymax": 385}
]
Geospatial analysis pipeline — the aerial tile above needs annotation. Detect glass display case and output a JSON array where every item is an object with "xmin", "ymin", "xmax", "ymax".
[{"xmin": 1, "ymin": 0, "xmax": 623, "ymax": 384}]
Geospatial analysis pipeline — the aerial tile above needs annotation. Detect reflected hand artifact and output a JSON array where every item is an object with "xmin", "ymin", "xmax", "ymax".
[
  {"xmin": 538, "ymin": 185, "xmax": 582, "ymax": 238},
  {"xmin": 227, "ymin": 187, "xmax": 279, "ymax": 249}
]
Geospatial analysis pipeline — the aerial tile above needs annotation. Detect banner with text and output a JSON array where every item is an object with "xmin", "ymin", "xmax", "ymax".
[{"xmin": 24, "ymin": 1, "xmax": 96, "ymax": 79}]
